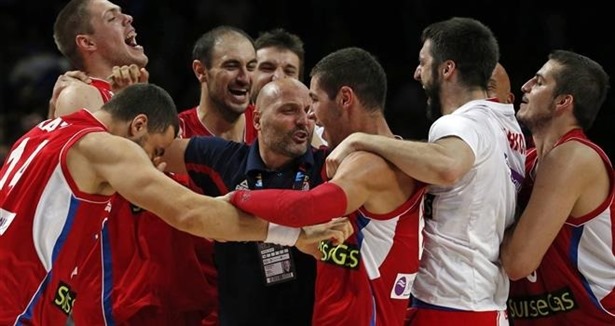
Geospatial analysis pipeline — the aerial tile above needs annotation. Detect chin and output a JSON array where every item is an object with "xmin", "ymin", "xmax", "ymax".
[{"xmin": 136, "ymin": 56, "xmax": 149, "ymax": 67}]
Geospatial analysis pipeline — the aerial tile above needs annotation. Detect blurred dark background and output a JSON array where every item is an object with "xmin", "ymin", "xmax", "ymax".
[{"xmin": 1, "ymin": 0, "xmax": 613, "ymax": 161}]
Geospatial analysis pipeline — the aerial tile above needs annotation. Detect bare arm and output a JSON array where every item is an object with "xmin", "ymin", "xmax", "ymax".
[
  {"xmin": 48, "ymin": 71, "xmax": 92, "ymax": 118},
  {"xmin": 332, "ymin": 151, "xmax": 411, "ymax": 214},
  {"xmin": 230, "ymin": 151, "xmax": 409, "ymax": 226},
  {"xmin": 500, "ymin": 142, "xmax": 609, "ymax": 280},
  {"xmin": 54, "ymin": 82, "xmax": 105, "ymax": 117},
  {"xmin": 73, "ymin": 132, "xmax": 268, "ymax": 241},
  {"xmin": 327, "ymin": 132, "xmax": 474, "ymax": 186}
]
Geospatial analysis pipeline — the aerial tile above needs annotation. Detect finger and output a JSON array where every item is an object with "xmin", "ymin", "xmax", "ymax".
[
  {"xmin": 109, "ymin": 66, "xmax": 121, "ymax": 86},
  {"xmin": 328, "ymin": 229, "xmax": 346, "ymax": 246},
  {"xmin": 128, "ymin": 64, "xmax": 140, "ymax": 81},
  {"xmin": 325, "ymin": 159, "xmax": 337, "ymax": 179},
  {"xmin": 65, "ymin": 70, "xmax": 91, "ymax": 83},
  {"xmin": 330, "ymin": 216, "xmax": 348, "ymax": 223},
  {"xmin": 139, "ymin": 68, "xmax": 150, "ymax": 83},
  {"xmin": 155, "ymin": 161, "xmax": 167, "ymax": 172},
  {"xmin": 343, "ymin": 221, "xmax": 354, "ymax": 239},
  {"xmin": 119, "ymin": 65, "xmax": 132, "ymax": 84}
]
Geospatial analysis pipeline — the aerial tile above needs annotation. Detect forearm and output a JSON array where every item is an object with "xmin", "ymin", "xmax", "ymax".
[
  {"xmin": 189, "ymin": 199, "xmax": 268, "ymax": 241},
  {"xmin": 351, "ymin": 133, "xmax": 466, "ymax": 185},
  {"xmin": 230, "ymin": 182, "xmax": 348, "ymax": 227},
  {"xmin": 500, "ymin": 224, "xmax": 539, "ymax": 281}
]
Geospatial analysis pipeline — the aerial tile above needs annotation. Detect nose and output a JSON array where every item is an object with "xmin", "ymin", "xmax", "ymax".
[
  {"xmin": 271, "ymin": 68, "xmax": 286, "ymax": 81},
  {"xmin": 413, "ymin": 65, "xmax": 421, "ymax": 81},
  {"xmin": 297, "ymin": 110, "xmax": 310, "ymax": 126},
  {"xmin": 520, "ymin": 79, "xmax": 533, "ymax": 93},
  {"xmin": 307, "ymin": 107, "xmax": 316, "ymax": 121},
  {"xmin": 237, "ymin": 66, "xmax": 252, "ymax": 84},
  {"xmin": 124, "ymin": 13, "xmax": 133, "ymax": 26}
]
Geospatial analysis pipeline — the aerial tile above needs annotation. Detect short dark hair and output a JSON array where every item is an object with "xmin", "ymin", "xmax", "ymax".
[
  {"xmin": 53, "ymin": 0, "xmax": 94, "ymax": 70},
  {"xmin": 422, "ymin": 17, "xmax": 499, "ymax": 91},
  {"xmin": 192, "ymin": 25, "xmax": 254, "ymax": 69},
  {"xmin": 549, "ymin": 50, "xmax": 610, "ymax": 130},
  {"xmin": 310, "ymin": 47, "xmax": 387, "ymax": 113},
  {"xmin": 255, "ymin": 28, "xmax": 305, "ymax": 80},
  {"xmin": 102, "ymin": 84, "xmax": 179, "ymax": 135}
]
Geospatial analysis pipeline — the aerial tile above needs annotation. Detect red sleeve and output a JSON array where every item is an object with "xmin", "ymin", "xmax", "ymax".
[{"xmin": 230, "ymin": 182, "xmax": 348, "ymax": 227}]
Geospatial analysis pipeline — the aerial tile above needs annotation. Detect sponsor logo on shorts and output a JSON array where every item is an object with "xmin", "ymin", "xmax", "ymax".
[
  {"xmin": 53, "ymin": 281, "xmax": 77, "ymax": 315},
  {"xmin": 318, "ymin": 240, "xmax": 360, "ymax": 269},
  {"xmin": 390, "ymin": 273, "xmax": 415, "ymax": 299},
  {"xmin": 507, "ymin": 286, "xmax": 577, "ymax": 319}
]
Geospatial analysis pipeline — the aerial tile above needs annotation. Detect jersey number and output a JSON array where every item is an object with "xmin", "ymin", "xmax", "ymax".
[
  {"xmin": 0, "ymin": 137, "xmax": 49, "ymax": 191},
  {"xmin": 0, "ymin": 137, "xmax": 48, "ymax": 235}
]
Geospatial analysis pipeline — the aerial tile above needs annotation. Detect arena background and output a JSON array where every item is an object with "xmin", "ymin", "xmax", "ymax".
[{"xmin": 1, "ymin": 0, "xmax": 613, "ymax": 160}]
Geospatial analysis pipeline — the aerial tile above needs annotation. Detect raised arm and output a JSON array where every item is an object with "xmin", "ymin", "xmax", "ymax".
[
  {"xmin": 326, "ymin": 132, "xmax": 474, "ymax": 186},
  {"xmin": 500, "ymin": 141, "xmax": 609, "ymax": 280}
]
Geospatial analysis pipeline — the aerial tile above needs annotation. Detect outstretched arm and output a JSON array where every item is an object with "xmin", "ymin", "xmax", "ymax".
[
  {"xmin": 230, "ymin": 151, "xmax": 392, "ymax": 227},
  {"xmin": 326, "ymin": 132, "xmax": 473, "ymax": 186},
  {"xmin": 73, "ymin": 132, "xmax": 352, "ymax": 245},
  {"xmin": 74, "ymin": 132, "xmax": 266, "ymax": 240}
]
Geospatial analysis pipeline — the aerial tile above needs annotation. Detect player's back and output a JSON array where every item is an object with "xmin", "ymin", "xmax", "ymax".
[{"xmin": 0, "ymin": 110, "xmax": 112, "ymax": 325}]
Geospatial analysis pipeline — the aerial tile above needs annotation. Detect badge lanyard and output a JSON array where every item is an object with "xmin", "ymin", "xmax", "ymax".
[{"xmin": 254, "ymin": 166, "xmax": 309, "ymax": 286}]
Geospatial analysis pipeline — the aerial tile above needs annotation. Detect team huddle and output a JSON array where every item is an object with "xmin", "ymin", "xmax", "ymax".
[{"xmin": 1, "ymin": 0, "xmax": 613, "ymax": 325}]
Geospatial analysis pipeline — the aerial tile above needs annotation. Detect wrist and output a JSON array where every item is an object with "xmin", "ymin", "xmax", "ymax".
[{"xmin": 264, "ymin": 223, "xmax": 301, "ymax": 246}]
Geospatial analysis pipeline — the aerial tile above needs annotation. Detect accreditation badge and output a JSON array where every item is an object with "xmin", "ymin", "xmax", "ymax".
[{"xmin": 257, "ymin": 242, "xmax": 297, "ymax": 286}]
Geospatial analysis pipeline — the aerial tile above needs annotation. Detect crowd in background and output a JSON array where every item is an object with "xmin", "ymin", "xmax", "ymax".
[{"xmin": 1, "ymin": 0, "xmax": 613, "ymax": 161}]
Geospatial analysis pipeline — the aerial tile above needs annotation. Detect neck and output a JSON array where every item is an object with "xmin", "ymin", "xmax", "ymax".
[
  {"xmin": 92, "ymin": 110, "xmax": 123, "ymax": 135},
  {"xmin": 441, "ymin": 87, "xmax": 488, "ymax": 115},
  {"xmin": 354, "ymin": 112, "xmax": 395, "ymax": 138},
  {"xmin": 258, "ymin": 144, "xmax": 295, "ymax": 171},
  {"xmin": 532, "ymin": 123, "xmax": 580, "ymax": 159},
  {"xmin": 83, "ymin": 58, "xmax": 115, "ymax": 80},
  {"xmin": 196, "ymin": 105, "xmax": 245, "ymax": 142}
]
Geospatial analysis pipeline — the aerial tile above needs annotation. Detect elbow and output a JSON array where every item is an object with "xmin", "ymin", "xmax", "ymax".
[
  {"xmin": 436, "ymin": 164, "xmax": 465, "ymax": 186},
  {"xmin": 502, "ymin": 256, "xmax": 539, "ymax": 281}
]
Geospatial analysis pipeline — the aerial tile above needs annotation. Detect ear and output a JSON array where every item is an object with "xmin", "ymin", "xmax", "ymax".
[
  {"xmin": 76, "ymin": 34, "xmax": 96, "ymax": 52},
  {"xmin": 338, "ymin": 86, "xmax": 353, "ymax": 108},
  {"xmin": 507, "ymin": 92, "xmax": 516, "ymax": 105},
  {"xmin": 253, "ymin": 108, "xmax": 262, "ymax": 131},
  {"xmin": 555, "ymin": 94, "xmax": 573, "ymax": 112},
  {"xmin": 442, "ymin": 60, "xmax": 455, "ymax": 79},
  {"xmin": 130, "ymin": 114, "xmax": 148, "ymax": 137},
  {"xmin": 193, "ymin": 60, "xmax": 207, "ymax": 83}
]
